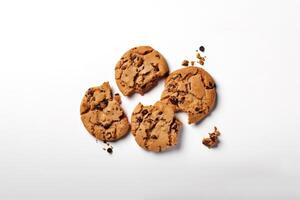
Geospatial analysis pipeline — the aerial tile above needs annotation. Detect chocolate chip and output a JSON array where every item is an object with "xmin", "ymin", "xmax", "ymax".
[
  {"xmin": 199, "ymin": 46, "xmax": 205, "ymax": 52},
  {"xmin": 151, "ymin": 135, "xmax": 158, "ymax": 139},
  {"xmin": 95, "ymin": 104, "xmax": 102, "ymax": 110},
  {"xmin": 195, "ymin": 107, "xmax": 200, "ymax": 112},
  {"xmin": 170, "ymin": 96, "xmax": 178, "ymax": 105},
  {"xmin": 137, "ymin": 117, "xmax": 143, "ymax": 123},
  {"xmin": 180, "ymin": 97, "xmax": 185, "ymax": 103},
  {"xmin": 142, "ymin": 109, "xmax": 148, "ymax": 115},
  {"xmin": 155, "ymin": 54, "xmax": 160, "ymax": 58},
  {"xmin": 151, "ymin": 63, "xmax": 159, "ymax": 71},
  {"xmin": 101, "ymin": 99, "xmax": 108, "ymax": 106},
  {"xmin": 107, "ymin": 148, "xmax": 113, "ymax": 154},
  {"xmin": 103, "ymin": 124, "xmax": 110, "ymax": 129},
  {"xmin": 87, "ymin": 88, "xmax": 93, "ymax": 96},
  {"xmin": 158, "ymin": 111, "xmax": 163, "ymax": 115}
]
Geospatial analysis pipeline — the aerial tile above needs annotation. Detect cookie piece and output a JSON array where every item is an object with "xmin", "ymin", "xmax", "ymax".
[
  {"xmin": 131, "ymin": 102, "xmax": 182, "ymax": 152},
  {"xmin": 115, "ymin": 46, "xmax": 169, "ymax": 96},
  {"xmin": 202, "ymin": 127, "xmax": 221, "ymax": 148},
  {"xmin": 80, "ymin": 82, "xmax": 130, "ymax": 141},
  {"xmin": 161, "ymin": 66, "xmax": 216, "ymax": 124}
]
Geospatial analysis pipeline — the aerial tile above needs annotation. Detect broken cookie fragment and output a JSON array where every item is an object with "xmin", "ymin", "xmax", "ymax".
[
  {"xmin": 202, "ymin": 127, "xmax": 221, "ymax": 148},
  {"xmin": 80, "ymin": 82, "xmax": 130, "ymax": 142}
]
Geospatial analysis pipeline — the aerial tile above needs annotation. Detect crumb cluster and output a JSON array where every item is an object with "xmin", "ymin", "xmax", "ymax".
[
  {"xmin": 181, "ymin": 46, "xmax": 206, "ymax": 67},
  {"xmin": 202, "ymin": 127, "xmax": 221, "ymax": 148}
]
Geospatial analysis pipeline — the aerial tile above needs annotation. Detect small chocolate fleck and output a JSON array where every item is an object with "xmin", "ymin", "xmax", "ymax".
[
  {"xmin": 101, "ymin": 99, "xmax": 108, "ymax": 106},
  {"xmin": 137, "ymin": 117, "xmax": 143, "ymax": 123},
  {"xmin": 180, "ymin": 97, "xmax": 185, "ymax": 103},
  {"xmin": 95, "ymin": 104, "xmax": 102, "ymax": 110},
  {"xmin": 103, "ymin": 124, "xmax": 110, "ymax": 129},
  {"xmin": 142, "ymin": 109, "xmax": 148, "ymax": 115},
  {"xmin": 107, "ymin": 148, "xmax": 113, "ymax": 154},
  {"xmin": 195, "ymin": 107, "xmax": 200, "ymax": 112},
  {"xmin": 199, "ymin": 46, "xmax": 205, "ymax": 52},
  {"xmin": 87, "ymin": 88, "xmax": 94, "ymax": 96},
  {"xmin": 170, "ymin": 96, "xmax": 178, "ymax": 105},
  {"xmin": 151, "ymin": 135, "xmax": 158, "ymax": 139},
  {"xmin": 158, "ymin": 111, "xmax": 163, "ymax": 115}
]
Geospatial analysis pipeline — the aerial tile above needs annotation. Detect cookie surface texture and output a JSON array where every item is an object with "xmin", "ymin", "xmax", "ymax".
[
  {"xmin": 131, "ymin": 101, "xmax": 182, "ymax": 152},
  {"xmin": 115, "ymin": 46, "xmax": 169, "ymax": 96},
  {"xmin": 161, "ymin": 66, "xmax": 216, "ymax": 124},
  {"xmin": 80, "ymin": 82, "xmax": 130, "ymax": 141}
]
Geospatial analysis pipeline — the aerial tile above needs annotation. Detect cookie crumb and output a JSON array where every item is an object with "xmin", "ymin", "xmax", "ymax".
[
  {"xmin": 196, "ymin": 52, "xmax": 206, "ymax": 66},
  {"xmin": 181, "ymin": 60, "xmax": 189, "ymax": 66},
  {"xmin": 199, "ymin": 46, "xmax": 205, "ymax": 52},
  {"xmin": 190, "ymin": 61, "xmax": 195, "ymax": 66},
  {"xmin": 202, "ymin": 127, "xmax": 221, "ymax": 148}
]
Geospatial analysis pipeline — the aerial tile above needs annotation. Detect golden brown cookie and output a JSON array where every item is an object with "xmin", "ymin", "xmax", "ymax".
[
  {"xmin": 131, "ymin": 102, "xmax": 182, "ymax": 152},
  {"xmin": 161, "ymin": 66, "xmax": 216, "ymax": 124},
  {"xmin": 115, "ymin": 46, "xmax": 169, "ymax": 96},
  {"xmin": 80, "ymin": 82, "xmax": 130, "ymax": 141}
]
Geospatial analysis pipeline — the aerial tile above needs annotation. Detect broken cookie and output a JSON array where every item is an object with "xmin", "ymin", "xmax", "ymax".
[
  {"xmin": 161, "ymin": 66, "xmax": 216, "ymax": 124},
  {"xmin": 80, "ymin": 82, "xmax": 130, "ymax": 141},
  {"xmin": 131, "ymin": 101, "xmax": 182, "ymax": 152},
  {"xmin": 115, "ymin": 46, "xmax": 169, "ymax": 96},
  {"xmin": 202, "ymin": 127, "xmax": 221, "ymax": 148}
]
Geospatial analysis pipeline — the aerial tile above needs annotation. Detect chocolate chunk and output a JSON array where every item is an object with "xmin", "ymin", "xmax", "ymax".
[
  {"xmin": 107, "ymin": 148, "xmax": 113, "ymax": 154},
  {"xmin": 101, "ymin": 99, "xmax": 108, "ymax": 106},
  {"xmin": 199, "ymin": 46, "xmax": 205, "ymax": 52},
  {"xmin": 170, "ymin": 96, "xmax": 178, "ymax": 105},
  {"xmin": 137, "ymin": 117, "xmax": 143, "ymax": 123},
  {"xmin": 180, "ymin": 97, "xmax": 185, "ymax": 103},
  {"xmin": 95, "ymin": 104, "xmax": 102, "ymax": 110},
  {"xmin": 151, "ymin": 135, "xmax": 158, "ymax": 139},
  {"xmin": 103, "ymin": 124, "xmax": 110, "ymax": 129},
  {"xmin": 142, "ymin": 109, "xmax": 148, "ymax": 115}
]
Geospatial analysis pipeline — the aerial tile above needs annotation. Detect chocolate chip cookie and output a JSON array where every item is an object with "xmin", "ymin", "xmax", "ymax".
[
  {"xmin": 161, "ymin": 66, "xmax": 216, "ymax": 124},
  {"xmin": 131, "ymin": 102, "xmax": 182, "ymax": 152},
  {"xmin": 80, "ymin": 82, "xmax": 130, "ymax": 141},
  {"xmin": 115, "ymin": 46, "xmax": 169, "ymax": 96}
]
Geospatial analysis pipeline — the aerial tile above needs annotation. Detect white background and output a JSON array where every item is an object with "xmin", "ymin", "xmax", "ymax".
[{"xmin": 1, "ymin": 0, "xmax": 300, "ymax": 199}]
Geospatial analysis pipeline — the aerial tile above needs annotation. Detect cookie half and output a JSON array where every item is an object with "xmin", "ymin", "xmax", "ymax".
[
  {"xmin": 80, "ymin": 82, "xmax": 130, "ymax": 141},
  {"xmin": 115, "ymin": 46, "xmax": 169, "ymax": 96},
  {"xmin": 161, "ymin": 66, "xmax": 216, "ymax": 124},
  {"xmin": 131, "ymin": 102, "xmax": 182, "ymax": 152}
]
